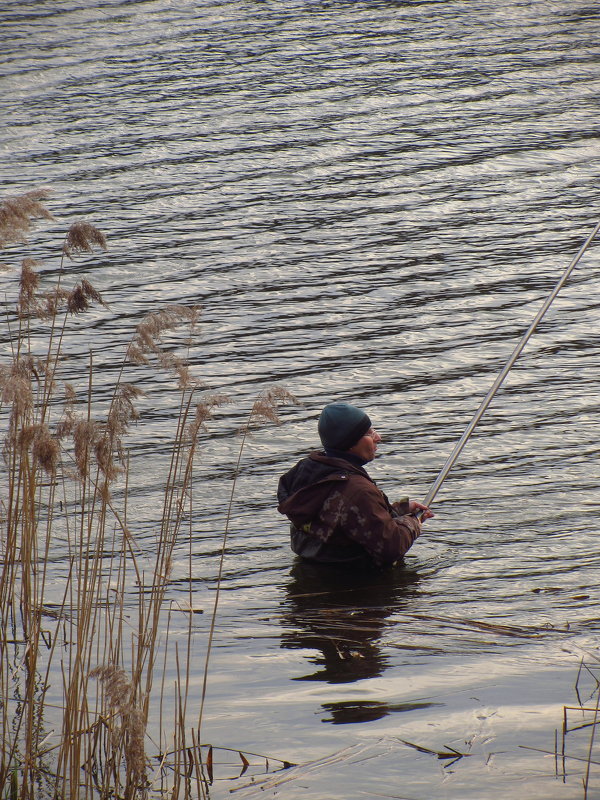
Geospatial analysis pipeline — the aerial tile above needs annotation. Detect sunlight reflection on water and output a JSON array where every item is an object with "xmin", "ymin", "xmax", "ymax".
[{"xmin": 2, "ymin": 0, "xmax": 600, "ymax": 796}]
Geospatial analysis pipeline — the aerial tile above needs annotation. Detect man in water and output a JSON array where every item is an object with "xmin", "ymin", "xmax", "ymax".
[{"xmin": 277, "ymin": 402, "xmax": 433, "ymax": 569}]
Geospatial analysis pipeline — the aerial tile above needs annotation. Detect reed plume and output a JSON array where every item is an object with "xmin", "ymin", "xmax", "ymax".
[
  {"xmin": 126, "ymin": 305, "xmax": 201, "ymax": 387},
  {"xmin": 18, "ymin": 258, "xmax": 40, "ymax": 315},
  {"xmin": 0, "ymin": 189, "xmax": 53, "ymax": 248},
  {"xmin": 41, "ymin": 286, "xmax": 71, "ymax": 319},
  {"xmin": 0, "ymin": 363, "xmax": 34, "ymax": 419},
  {"xmin": 246, "ymin": 386, "xmax": 297, "ymax": 430},
  {"xmin": 18, "ymin": 423, "xmax": 59, "ymax": 476},
  {"xmin": 67, "ymin": 280, "xmax": 108, "ymax": 314},
  {"xmin": 0, "ymin": 357, "xmax": 45, "ymax": 444},
  {"xmin": 107, "ymin": 383, "xmax": 143, "ymax": 452},
  {"xmin": 67, "ymin": 388, "xmax": 140, "ymax": 488},
  {"xmin": 72, "ymin": 419, "xmax": 101, "ymax": 481},
  {"xmin": 62, "ymin": 221, "xmax": 107, "ymax": 257},
  {"xmin": 89, "ymin": 666, "xmax": 148, "ymax": 794},
  {"xmin": 92, "ymin": 383, "xmax": 144, "ymax": 488},
  {"xmin": 185, "ymin": 394, "xmax": 229, "ymax": 443}
]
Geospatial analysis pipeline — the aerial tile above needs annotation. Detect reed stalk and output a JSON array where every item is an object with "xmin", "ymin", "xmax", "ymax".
[
  {"xmin": 0, "ymin": 189, "xmax": 297, "ymax": 799},
  {"xmin": 196, "ymin": 387, "xmax": 296, "ymax": 739},
  {"xmin": 0, "ymin": 193, "xmax": 195, "ymax": 799}
]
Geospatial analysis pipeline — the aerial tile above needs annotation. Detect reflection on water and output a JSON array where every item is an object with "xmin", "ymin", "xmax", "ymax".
[{"xmin": 281, "ymin": 560, "xmax": 441, "ymax": 723}]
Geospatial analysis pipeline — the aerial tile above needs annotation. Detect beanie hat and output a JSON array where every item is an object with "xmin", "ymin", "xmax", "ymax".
[{"xmin": 318, "ymin": 402, "xmax": 372, "ymax": 451}]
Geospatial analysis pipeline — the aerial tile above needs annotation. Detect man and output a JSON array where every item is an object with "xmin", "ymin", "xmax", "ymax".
[{"xmin": 277, "ymin": 402, "xmax": 433, "ymax": 569}]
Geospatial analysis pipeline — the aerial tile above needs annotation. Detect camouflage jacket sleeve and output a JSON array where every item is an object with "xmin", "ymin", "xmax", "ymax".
[{"xmin": 321, "ymin": 475, "xmax": 421, "ymax": 568}]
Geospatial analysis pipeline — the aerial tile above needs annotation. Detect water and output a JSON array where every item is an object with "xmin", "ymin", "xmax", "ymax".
[{"xmin": 2, "ymin": 0, "xmax": 600, "ymax": 796}]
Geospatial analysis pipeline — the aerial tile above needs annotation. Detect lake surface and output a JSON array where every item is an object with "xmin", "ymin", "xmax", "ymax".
[{"xmin": 2, "ymin": 0, "xmax": 600, "ymax": 797}]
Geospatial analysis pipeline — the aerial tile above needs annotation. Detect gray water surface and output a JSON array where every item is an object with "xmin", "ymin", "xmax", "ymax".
[{"xmin": 2, "ymin": 1, "xmax": 600, "ymax": 797}]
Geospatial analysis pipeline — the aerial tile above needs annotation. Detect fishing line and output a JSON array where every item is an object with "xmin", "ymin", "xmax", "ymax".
[{"xmin": 422, "ymin": 219, "xmax": 600, "ymax": 509}]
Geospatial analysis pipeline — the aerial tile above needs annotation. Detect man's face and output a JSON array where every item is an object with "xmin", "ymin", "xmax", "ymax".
[{"xmin": 348, "ymin": 427, "xmax": 381, "ymax": 462}]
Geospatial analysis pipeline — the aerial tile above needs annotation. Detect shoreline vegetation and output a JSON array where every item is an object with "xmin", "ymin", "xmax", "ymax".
[{"xmin": 0, "ymin": 190, "xmax": 294, "ymax": 799}]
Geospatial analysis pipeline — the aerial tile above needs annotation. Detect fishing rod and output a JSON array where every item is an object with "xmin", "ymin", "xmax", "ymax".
[{"xmin": 421, "ymin": 219, "xmax": 600, "ymax": 510}]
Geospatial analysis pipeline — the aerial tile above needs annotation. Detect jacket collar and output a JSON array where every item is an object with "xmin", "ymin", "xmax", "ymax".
[
  {"xmin": 309, "ymin": 449, "xmax": 371, "ymax": 478},
  {"xmin": 323, "ymin": 447, "xmax": 368, "ymax": 468}
]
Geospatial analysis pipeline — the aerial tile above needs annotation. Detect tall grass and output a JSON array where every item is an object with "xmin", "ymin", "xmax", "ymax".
[{"xmin": 0, "ymin": 191, "xmax": 293, "ymax": 800}]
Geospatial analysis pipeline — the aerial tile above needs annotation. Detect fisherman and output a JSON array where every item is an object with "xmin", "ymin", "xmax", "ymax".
[{"xmin": 277, "ymin": 402, "xmax": 433, "ymax": 569}]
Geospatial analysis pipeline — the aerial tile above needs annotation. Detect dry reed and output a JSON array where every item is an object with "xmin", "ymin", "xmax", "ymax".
[
  {"xmin": 0, "ymin": 189, "xmax": 53, "ymax": 248},
  {"xmin": 89, "ymin": 666, "xmax": 147, "ymax": 794},
  {"xmin": 197, "ymin": 386, "xmax": 296, "ymax": 738},
  {"xmin": 63, "ymin": 222, "xmax": 108, "ymax": 257},
  {"xmin": 0, "ymin": 189, "xmax": 296, "ymax": 800}
]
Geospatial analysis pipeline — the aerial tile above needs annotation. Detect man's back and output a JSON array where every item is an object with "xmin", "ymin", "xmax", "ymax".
[{"xmin": 278, "ymin": 450, "xmax": 420, "ymax": 568}]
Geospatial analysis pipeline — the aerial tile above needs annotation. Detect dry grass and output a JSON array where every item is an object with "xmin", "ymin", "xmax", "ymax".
[
  {"xmin": 89, "ymin": 666, "xmax": 147, "ymax": 794},
  {"xmin": 0, "ymin": 189, "xmax": 53, "ymax": 248},
  {"xmin": 0, "ymin": 190, "xmax": 295, "ymax": 800},
  {"xmin": 63, "ymin": 221, "xmax": 108, "ymax": 257}
]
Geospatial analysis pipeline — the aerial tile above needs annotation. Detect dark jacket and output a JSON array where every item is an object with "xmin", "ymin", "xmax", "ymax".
[{"xmin": 277, "ymin": 451, "xmax": 421, "ymax": 569}]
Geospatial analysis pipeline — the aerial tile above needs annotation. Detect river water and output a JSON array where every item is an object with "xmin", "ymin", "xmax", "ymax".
[{"xmin": 2, "ymin": 0, "xmax": 600, "ymax": 797}]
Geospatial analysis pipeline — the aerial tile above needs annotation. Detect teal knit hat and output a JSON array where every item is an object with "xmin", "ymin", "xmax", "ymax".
[{"xmin": 318, "ymin": 402, "xmax": 372, "ymax": 451}]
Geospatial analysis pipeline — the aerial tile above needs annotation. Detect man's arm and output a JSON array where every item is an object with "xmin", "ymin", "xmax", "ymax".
[{"xmin": 341, "ymin": 478, "xmax": 422, "ymax": 568}]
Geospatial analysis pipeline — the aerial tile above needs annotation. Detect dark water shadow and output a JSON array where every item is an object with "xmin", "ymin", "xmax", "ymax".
[{"xmin": 280, "ymin": 560, "xmax": 438, "ymax": 724}]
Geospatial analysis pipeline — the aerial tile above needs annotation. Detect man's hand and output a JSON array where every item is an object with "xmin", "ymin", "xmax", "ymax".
[{"xmin": 408, "ymin": 500, "xmax": 434, "ymax": 520}]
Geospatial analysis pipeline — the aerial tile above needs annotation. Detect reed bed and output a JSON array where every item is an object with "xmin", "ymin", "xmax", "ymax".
[{"xmin": 0, "ymin": 190, "xmax": 293, "ymax": 800}]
